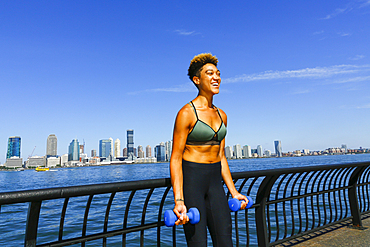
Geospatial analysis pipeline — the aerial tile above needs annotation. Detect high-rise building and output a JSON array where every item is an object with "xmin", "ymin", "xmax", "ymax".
[
  {"xmin": 123, "ymin": 148, "xmax": 127, "ymax": 157},
  {"xmin": 68, "ymin": 139, "xmax": 80, "ymax": 161},
  {"xmin": 146, "ymin": 145, "xmax": 152, "ymax": 157},
  {"xmin": 225, "ymin": 146, "xmax": 233, "ymax": 159},
  {"xmin": 46, "ymin": 134, "xmax": 57, "ymax": 157},
  {"xmin": 127, "ymin": 130, "xmax": 134, "ymax": 157},
  {"xmin": 115, "ymin": 138, "xmax": 121, "ymax": 157},
  {"xmin": 79, "ymin": 144, "xmax": 84, "ymax": 154},
  {"xmin": 99, "ymin": 139, "xmax": 112, "ymax": 158},
  {"xmin": 109, "ymin": 137, "xmax": 114, "ymax": 157},
  {"xmin": 275, "ymin": 140, "xmax": 282, "ymax": 157},
  {"xmin": 233, "ymin": 144, "xmax": 242, "ymax": 159},
  {"xmin": 7, "ymin": 136, "xmax": 21, "ymax": 159},
  {"xmin": 165, "ymin": 141, "xmax": 172, "ymax": 161},
  {"xmin": 243, "ymin": 145, "xmax": 252, "ymax": 158},
  {"xmin": 155, "ymin": 143, "xmax": 165, "ymax": 162},
  {"xmin": 257, "ymin": 145, "xmax": 263, "ymax": 157},
  {"xmin": 91, "ymin": 149, "xmax": 97, "ymax": 157},
  {"xmin": 264, "ymin": 150, "xmax": 271, "ymax": 157},
  {"xmin": 137, "ymin": 145, "xmax": 144, "ymax": 158}
]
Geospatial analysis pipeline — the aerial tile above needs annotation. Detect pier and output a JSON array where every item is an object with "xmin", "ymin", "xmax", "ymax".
[{"xmin": 0, "ymin": 161, "xmax": 369, "ymax": 246}]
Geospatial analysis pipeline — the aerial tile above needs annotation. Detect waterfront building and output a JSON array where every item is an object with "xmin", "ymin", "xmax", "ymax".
[
  {"xmin": 225, "ymin": 146, "xmax": 233, "ymax": 159},
  {"xmin": 233, "ymin": 144, "xmax": 242, "ymax": 159},
  {"xmin": 99, "ymin": 139, "xmax": 112, "ymax": 158},
  {"xmin": 47, "ymin": 157, "xmax": 60, "ymax": 167},
  {"xmin": 146, "ymin": 145, "xmax": 152, "ymax": 158},
  {"xmin": 257, "ymin": 145, "xmax": 263, "ymax": 157},
  {"xmin": 264, "ymin": 150, "xmax": 271, "ymax": 157},
  {"xmin": 46, "ymin": 134, "xmax": 57, "ymax": 157},
  {"xmin": 155, "ymin": 143, "xmax": 166, "ymax": 162},
  {"xmin": 115, "ymin": 139, "xmax": 121, "ymax": 157},
  {"xmin": 123, "ymin": 148, "xmax": 127, "ymax": 158},
  {"xmin": 91, "ymin": 149, "xmax": 97, "ymax": 157},
  {"xmin": 137, "ymin": 145, "xmax": 144, "ymax": 158},
  {"xmin": 26, "ymin": 156, "xmax": 44, "ymax": 168},
  {"xmin": 61, "ymin": 154, "xmax": 68, "ymax": 166},
  {"xmin": 5, "ymin": 157, "xmax": 23, "ymax": 168},
  {"xmin": 275, "ymin": 140, "xmax": 282, "ymax": 157},
  {"xmin": 7, "ymin": 136, "xmax": 21, "ymax": 159},
  {"xmin": 243, "ymin": 145, "xmax": 252, "ymax": 158},
  {"xmin": 303, "ymin": 149, "xmax": 310, "ymax": 155},
  {"xmin": 127, "ymin": 130, "xmax": 134, "ymax": 157},
  {"xmin": 109, "ymin": 137, "xmax": 114, "ymax": 157},
  {"xmin": 341, "ymin": 144, "xmax": 348, "ymax": 153},
  {"xmin": 165, "ymin": 141, "xmax": 172, "ymax": 161},
  {"xmin": 68, "ymin": 139, "xmax": 80, "ymax": 161},
  {"xmin": 79, "ymin": 144, "xmax": 84, "ymax": 154}
]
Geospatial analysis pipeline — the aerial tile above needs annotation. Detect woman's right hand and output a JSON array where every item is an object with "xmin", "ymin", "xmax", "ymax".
[{"xmin": 173, "ymin": 202, "xmax": 189, "ymax": 225}]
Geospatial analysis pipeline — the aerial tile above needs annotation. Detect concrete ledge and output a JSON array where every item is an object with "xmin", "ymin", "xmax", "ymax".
[{"xmin": 276, "ymin": 213, "xmax": 370, "ymax": 247}]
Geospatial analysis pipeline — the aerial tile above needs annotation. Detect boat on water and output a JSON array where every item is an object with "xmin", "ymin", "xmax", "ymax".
[
  {"xmin": 16, "ymin": 167, "xmax": 25, "ymax": 171},
  {"xmin": 35, "ymin": 166, "xmax": 49, "ymax": 172}
]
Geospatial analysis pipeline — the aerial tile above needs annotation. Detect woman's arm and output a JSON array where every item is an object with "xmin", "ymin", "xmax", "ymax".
[
  {"xmin": 218, "ymin": 110, "xmax": 249, "ymax": 208},
  {"xmin": 169, "ymin": 105, "xmax": 193, "ymax": 224}
]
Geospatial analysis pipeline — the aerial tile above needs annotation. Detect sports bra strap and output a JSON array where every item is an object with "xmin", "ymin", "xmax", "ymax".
[{"xmin": 189, "ymin": 101, "xmax": 199, "ymax": 119}]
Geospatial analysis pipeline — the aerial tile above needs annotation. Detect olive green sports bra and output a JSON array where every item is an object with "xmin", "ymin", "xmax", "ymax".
[{"xmin": 186, "ymin": 101, "xmax": 227, "ymax": 145}]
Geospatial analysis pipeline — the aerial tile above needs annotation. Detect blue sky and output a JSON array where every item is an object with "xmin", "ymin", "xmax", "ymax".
[{"xmin": 1, "ymin": 0, "xmax": 370, "ymax": 163}]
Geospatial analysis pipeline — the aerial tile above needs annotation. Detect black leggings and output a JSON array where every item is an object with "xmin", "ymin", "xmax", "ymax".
[{"xmin": 182, "ymin": 160, "xmax": 233, "ymax": 247}]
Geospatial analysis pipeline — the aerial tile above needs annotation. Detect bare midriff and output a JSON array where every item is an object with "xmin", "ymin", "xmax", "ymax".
[{"xmin": 182, "ymin": 144, "xmax": 221, "ymax": 164}]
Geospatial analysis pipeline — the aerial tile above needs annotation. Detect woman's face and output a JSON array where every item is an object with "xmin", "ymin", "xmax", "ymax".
[{"xmin": 194, "ymin": 63, "xmax": 221, "ymax": 95}]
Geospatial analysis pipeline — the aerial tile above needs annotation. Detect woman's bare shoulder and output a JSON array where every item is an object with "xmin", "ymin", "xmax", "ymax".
[{"xmin": 217, "ymin": 107, "xmax": 228, "ymax": 124}]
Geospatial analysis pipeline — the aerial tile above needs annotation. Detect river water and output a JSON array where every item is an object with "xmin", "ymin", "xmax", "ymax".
[{"xmin": 1, "ymin": 154, "xmax": 370, "ymax": 246}]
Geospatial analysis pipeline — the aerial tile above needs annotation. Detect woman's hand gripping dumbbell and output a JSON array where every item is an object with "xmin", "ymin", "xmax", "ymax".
[
  {"xmin": 164, "ymin": 207, "xmax": 200, "ymax": 227},
  {"xmin": 228, "ymin": 196, "xmax": 254, "ymax": 212}
]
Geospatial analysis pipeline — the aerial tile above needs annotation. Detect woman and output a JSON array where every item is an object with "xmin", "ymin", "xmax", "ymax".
[{"xmin": 170, "ymin": 53, "xmax": 248, "ymax": 247}]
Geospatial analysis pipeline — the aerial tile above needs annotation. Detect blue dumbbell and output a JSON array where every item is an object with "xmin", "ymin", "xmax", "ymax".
[
  {"xmin": 164, "ymin": 207, "xmax": 200, "ymax": 227},
  {"xmin": 228, "ymin": 196, "xmax": 254, "ymax": 212}
]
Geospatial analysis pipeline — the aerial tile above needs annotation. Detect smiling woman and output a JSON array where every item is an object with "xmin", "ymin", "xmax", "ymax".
[{"xmin": 169, "ymin": 53, "xmax": 249, "ymax": 246}]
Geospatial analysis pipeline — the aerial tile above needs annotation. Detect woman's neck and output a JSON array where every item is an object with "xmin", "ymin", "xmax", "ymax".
[{"xmin": 194, "ymin": 94, "xmax": 214, "ymax": 108}]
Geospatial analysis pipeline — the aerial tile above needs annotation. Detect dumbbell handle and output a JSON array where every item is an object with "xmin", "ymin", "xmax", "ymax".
[
  {"xmin": 229, "ymin": 196, "xmax": 253, "ymax": 212},
  {"xmin": 164, "ymin": 207, "xmax": 200, "ymax": 227}
]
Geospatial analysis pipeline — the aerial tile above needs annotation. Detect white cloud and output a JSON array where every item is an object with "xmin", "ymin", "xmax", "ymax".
[
  {"xmin": 291, "ymin": 90, "xmax": 311, "ymax": 95},
  {"xmin": 127, "ymin": 83, "xmax": 196, "ymax": 95},
  {"xmin": 223, "ymin": 65, "xmax": 370, "ymax": 84},
  {"xmin": 349, "ymin": 55, "xmax": 365, "ymax": 60},
  {"xmin": 356, "ymin": 103, "xmax": 370, "ymax": 109},
  {"xmin": 321, "ymin": 6, "xmax": 352, "ymax": 20},
  {"xmin": 174, "ymin": 29, "xmax": 196, "ymax": 36}
]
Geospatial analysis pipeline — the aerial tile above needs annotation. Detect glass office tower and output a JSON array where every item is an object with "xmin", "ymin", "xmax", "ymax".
[
  {"xmin": 68, "ymin": 139, "xmax": 80, "ymax": 161},
  {"xmin": 127, "ymin": 130, "xmax": 134, "ymax": 157},
  {"xmin": 7, "ymin": 136, "xmax": 21, "ymax": 159},
  {"xmin": 275, "ymin": 140, "xmax": 282, "ymax": 157},
  {"xmin": 99, "ymin": 139, "xmax": 112, "ymax": 158}
]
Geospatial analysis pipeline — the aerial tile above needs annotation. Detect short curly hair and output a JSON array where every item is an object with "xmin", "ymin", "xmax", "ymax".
[{"xmin": 188, "ymin": 53, "xmax": 218, "ymax": 84}]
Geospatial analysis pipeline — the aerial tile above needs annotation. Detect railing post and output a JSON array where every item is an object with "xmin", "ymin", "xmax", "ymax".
[
  {"xmin": 24, "ymin": 201, "xmax": 42, "ymax": 247},
  {"xmin": 255, "ymin": 175, "xmax": 279, "ymax": 247},
  {"xmin": 348, "ymin": 166, "xmax": 367, "ymax": 229}
]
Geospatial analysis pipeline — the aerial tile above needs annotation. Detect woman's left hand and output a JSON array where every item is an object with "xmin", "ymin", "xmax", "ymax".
[{"xmin": 233, "ymin": 193, "xmax": 249, "ymax": 210}]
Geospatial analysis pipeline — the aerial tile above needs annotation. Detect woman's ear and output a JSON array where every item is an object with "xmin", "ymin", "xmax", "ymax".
[{"xmin": 193, "ymin": 76, "xmax": 200, "ymax": 86}]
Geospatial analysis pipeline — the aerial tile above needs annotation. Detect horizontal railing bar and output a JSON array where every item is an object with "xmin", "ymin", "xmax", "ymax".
[
  {"xmin": 232, "ymin": 161, "xmax": 369, "ymax": 180},
  {"xmin": 266, "ymin": 185, "xmax": 353, "ymax": 204},
  {"xmin": 37, "ymin": 221, "xmax": 165, "ymax": 247},
  {"xmin": 0, "ymin": 178, "xmax": 171, "ymax": 205},
  {"xmin": 1, "ymin": 161, "xmax": 368, "ymax": 206}
]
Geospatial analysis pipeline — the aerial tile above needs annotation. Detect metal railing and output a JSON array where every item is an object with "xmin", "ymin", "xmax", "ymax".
[{"xmin": 0, "ymin": 161, "xmax": 369, "ymax": 246}]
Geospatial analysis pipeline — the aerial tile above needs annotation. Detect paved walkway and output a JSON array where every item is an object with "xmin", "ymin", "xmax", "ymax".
[{"xmin": 277, "ymin": 216, "xmax": 370, "ymax": 247}]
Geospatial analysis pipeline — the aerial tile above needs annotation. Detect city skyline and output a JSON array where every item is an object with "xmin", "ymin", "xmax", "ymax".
[{"xmin": 1, "ymin": 1, "xmax": 370, "ymax": 164}]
